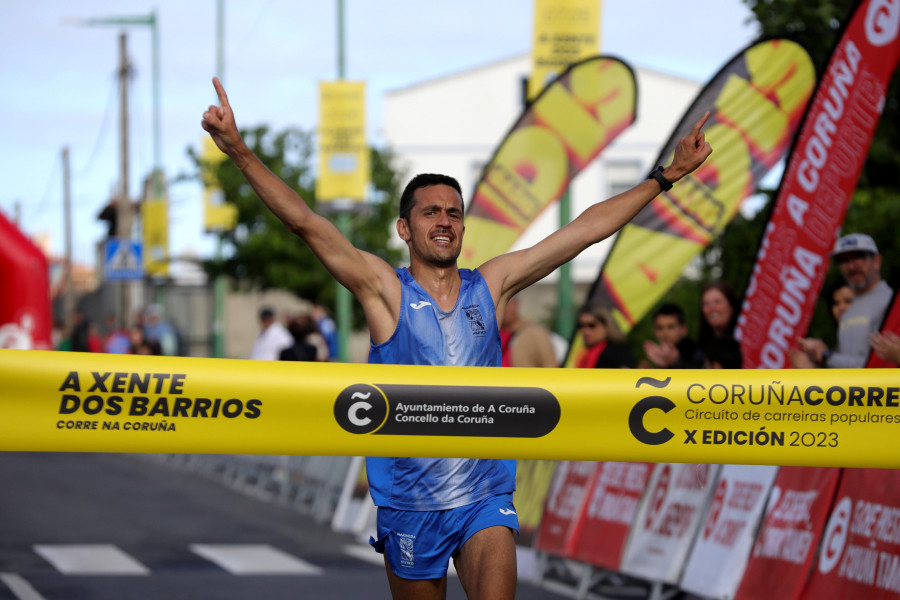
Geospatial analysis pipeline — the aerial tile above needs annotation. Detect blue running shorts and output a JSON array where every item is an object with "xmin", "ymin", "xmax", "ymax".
[{"xmin": 369, "ymin": 492, "xmax": 519, "ymax": 580}]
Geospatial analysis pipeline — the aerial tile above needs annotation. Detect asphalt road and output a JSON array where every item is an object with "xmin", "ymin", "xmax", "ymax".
[{"xmin": 0, "ymin": 452, "xmax": 570, "ymax": 600}]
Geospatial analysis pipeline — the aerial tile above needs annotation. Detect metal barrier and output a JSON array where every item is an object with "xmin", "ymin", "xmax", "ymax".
[{"xmin": 140, "ymin": 454, "xmax": 353, "ymax": 524}]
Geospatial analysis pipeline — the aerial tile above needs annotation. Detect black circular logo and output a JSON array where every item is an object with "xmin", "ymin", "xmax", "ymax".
[{"xmin": 334, "ymin": 384, "xmax": 388, "ymax": 434}]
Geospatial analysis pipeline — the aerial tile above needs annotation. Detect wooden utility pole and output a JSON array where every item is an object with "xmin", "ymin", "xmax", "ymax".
[{"xmin": 118, "ymin": 31, "xmax": 132, "ymax": 321}]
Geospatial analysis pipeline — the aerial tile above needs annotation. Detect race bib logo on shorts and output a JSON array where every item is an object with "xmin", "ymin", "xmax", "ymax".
[{"xmin": 398, "ymin": 533, "xmax": 415, "ymax": 567}]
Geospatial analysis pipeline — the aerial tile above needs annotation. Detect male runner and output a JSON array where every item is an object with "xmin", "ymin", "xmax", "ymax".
[{"xmin": 202, "ymin": 76, "xmax": 712, "ymax": 599}]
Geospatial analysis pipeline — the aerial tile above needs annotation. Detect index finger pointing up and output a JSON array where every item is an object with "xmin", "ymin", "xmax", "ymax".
[
  {"xmin": 691, "ymin": 110, "xmax": 711, "ymax": 133},
  {"xmin": 212, "ymin": 76, "xmax": 229, "ymax": 108}
]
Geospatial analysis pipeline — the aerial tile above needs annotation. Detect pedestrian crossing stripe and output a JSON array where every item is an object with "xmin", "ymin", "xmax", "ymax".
[
  {"xmin": 0, "ymin": 572, "xmax": 46, "ymax": 600},
  {"xmin": 28, "ymin": 544, "xmax": 325, "ymax": 576},
  {"xmin": 189, "ymin": 544, "xmax": 323, "ymax": 575},
  {"xmin": 33, "ymin": 544, "xmax": 150, "ymax": 575}
]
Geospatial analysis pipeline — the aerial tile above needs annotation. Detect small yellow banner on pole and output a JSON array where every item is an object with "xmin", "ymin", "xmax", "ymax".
[
  {"xmin": 201, "ymin": 137, "xmax": 237, "ymax": 233},
  {"xmin": 317, "ymin": 80, "xmax": 369, "ymax": 203},
  {"xmin": 142, "ymin": 197, "xmax": 169, "ymax": 277},
  {"xmin": 530, "ymin": 0, "xmax": 601, "ymax": 99}
]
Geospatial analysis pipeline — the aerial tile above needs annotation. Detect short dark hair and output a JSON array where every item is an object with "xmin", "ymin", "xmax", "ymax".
[
  {"xmin": 654, "ymin": 302, "xmax": 686, "ymax": 325},
  {"xmin": 399, "ymin": 173, "xmax": 464, "ymax": 221}
]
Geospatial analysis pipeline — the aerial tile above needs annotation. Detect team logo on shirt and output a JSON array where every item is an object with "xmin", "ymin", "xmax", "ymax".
[{"xmin": 463, "ymin": 304, "xmax": 487, "ymax": 336}]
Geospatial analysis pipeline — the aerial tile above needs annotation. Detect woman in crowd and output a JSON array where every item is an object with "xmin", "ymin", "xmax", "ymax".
[
  {"xmin": 575, "ymin": 304, "xmax": 636, "ymax": 369},
  {"xmin": 699, "ymin": 280, "xmax": 742, "ymax": 368}
]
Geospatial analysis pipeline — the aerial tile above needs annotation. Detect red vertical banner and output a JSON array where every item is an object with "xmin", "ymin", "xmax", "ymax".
[
  {"xmin": 0, "ymin": 212, "xmax": 52, "ymax": 350},
  {"xmin": 533, "ymin": 461, "xmax": 599, "ymax": 557},
  {"xmin": 735, "ymin": 467, "xmax": 842, "ymax": 600},
  {"xmin": 568, "ymin": 461, "xmax": 653, "ymax": 570},
  {"xmin": 867, "ymin": 293, "xmax": 900, "ymax": 368},
  {"xmin": 737, "ymin": 0, "xmax": 900, "ymax": 368},
  {"xmin": 800, "ymin": 468, "xmax": 900, "ymax": 599}
]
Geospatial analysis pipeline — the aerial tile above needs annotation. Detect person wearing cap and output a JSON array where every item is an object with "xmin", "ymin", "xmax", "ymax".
[
  {"xmin": 249, "ymin": 307, "xmax": 293, "ymax": 361},
  {"xmin": 796, "ymin": 233, "xmax": 893, "ymax": 368}
]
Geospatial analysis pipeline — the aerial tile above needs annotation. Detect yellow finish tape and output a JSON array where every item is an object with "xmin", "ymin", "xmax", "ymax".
[{"xmin": 2, "ymin": 349, "xmax": 899, "ymax": 468}]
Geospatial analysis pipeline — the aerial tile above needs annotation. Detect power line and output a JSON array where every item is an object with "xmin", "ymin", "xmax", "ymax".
[{"xmin": 74, "ymin": 74, "xmax": 118, "ymax": 182}]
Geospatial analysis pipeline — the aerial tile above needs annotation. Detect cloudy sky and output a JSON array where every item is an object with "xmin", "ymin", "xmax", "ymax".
[{"xmin": 1, "ymin": 1, "xmax": 758, "ymax": 266}]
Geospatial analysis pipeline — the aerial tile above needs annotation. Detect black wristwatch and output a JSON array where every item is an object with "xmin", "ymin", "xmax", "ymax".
[{"xmin": 648, "ymin": 166, "xmax": 673, "ymax": 192}]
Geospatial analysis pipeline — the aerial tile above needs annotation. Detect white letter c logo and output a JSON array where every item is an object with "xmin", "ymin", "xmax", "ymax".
[{"xmin": 349, "ymin": 401, "xmax": 372, "ymax": 426}]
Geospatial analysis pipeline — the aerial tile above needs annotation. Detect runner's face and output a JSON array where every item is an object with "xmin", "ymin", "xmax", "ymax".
[
  {"xmin": 654, "ymin": 315, "xmax": 686, "ymax": 345},
  {"xmin": 702, "ymin": 288, "xmax": 733, "ymax": 335},
  {"xmin": 398, "ymin": 185, "xmax": 464, "ymax": 267}
]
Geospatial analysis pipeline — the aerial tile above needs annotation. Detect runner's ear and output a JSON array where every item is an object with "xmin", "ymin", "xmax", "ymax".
[{"xmin": 396, "ymin": 218, "xmax": 411, "ymax": 242}]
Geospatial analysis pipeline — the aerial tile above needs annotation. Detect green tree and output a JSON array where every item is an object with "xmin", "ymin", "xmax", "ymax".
[{"xmin": 190, "ymin": 125, "xmax": 405, "ymax": 325}]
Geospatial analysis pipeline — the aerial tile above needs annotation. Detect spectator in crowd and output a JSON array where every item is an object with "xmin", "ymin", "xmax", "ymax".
[
  {"xmin": 499, "ymin": 295, "xmax": 558, "ymax": 368},
  {"xmin": 311, "ymin": 303, "xmax": 339, "ymax": 360},
  {"xmin": 575, "ymin": 304, "xmax": 636, "ymax": 369},
  {"xmin": 699, "ymin": 280, "xmax": 742, "ymax": 368},
  {"xmin": 642, "ymin": 302, "xmax": 705, "ymax": 369},
  {"xmin": 129, "ymin": 324, "xmax": 147, "ymax": 353},
  {"xmin": 133, "ymin": 337, "xmax": 162, "ymax": 355},
  {"xmin": 870, "ymin": 330, "xmax": 900, "ymax": 364},
  {"xmin": 143, "ymin": 304, "xmax": 179, "ymax": 356},
  {"xmin": 796, "ymin": 233, "xmax": 893, "ymax": 368},
  {"xmin": 789, "ymin": 279, "xmax": 853, "ymax": 368},
  {"xmin": 279, "ymin": 313, "xmax": 321, "ymax": 362},
  {"xmin": 69, "ymin": 309, "xmax": 101, "ymax": 353},
  {"xmin": 250, "ymin": 306, "xmax": 293, "ymax": 361},
  {"xmin": 828, "ymin": 279, "xmax": 854, "ymax": 324},
  {"xmin": 102, "ymin": 312, "xmax": 132, "ymax": 354}
]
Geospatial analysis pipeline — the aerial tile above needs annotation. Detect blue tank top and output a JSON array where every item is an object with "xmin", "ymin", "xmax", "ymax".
[{"xmin": 367, "ymin": 267, "xmax": 516, "ymax": 510}]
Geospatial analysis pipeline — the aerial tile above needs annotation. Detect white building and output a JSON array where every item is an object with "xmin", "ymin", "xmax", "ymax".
[{"xmin": 382, "ymin": 53, "xmax": 700, "ymax": 325}]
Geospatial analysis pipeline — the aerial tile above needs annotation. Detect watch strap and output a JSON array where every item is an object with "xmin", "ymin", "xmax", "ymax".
[{"xmin": 648, "ymin": 166, "xmax": 673, "ymax": 192}]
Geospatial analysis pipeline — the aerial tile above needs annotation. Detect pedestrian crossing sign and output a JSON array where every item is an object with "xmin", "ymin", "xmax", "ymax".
[{"xmin": 104, "ymin": 238, "xmax": 144, "ymax": 281}]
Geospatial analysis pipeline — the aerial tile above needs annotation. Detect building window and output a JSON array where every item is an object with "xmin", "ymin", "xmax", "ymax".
[{"xmin": 607, "ymin": 161, "xmax": 643, "ymax": 197}]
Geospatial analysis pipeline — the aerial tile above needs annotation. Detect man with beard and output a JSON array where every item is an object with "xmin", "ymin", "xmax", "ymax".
[{"xmin": 797, "ymin": 233, "xmax": 893, "ymax": 368}]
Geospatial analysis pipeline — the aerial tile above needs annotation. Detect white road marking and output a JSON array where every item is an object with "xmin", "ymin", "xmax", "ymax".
[
  {"xmin": 189, "ymin": 544, "xmax": 322, "ymax": 575},
  {"xmin": 0, "ymin": 573, "xmax": 48, "ymax": 600},
  {"xmin": 32, "ymin": 545, "xmax": 150, "ymax": 575}
]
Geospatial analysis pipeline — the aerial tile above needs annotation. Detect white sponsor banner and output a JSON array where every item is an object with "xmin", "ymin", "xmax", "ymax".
[
  {"xmin": 619, "ymin": 463, "xmax": 721, "ymax": 583},
  {"xmin": 680, "ymin": 464, "xmax": 779, "ymax": 598}
]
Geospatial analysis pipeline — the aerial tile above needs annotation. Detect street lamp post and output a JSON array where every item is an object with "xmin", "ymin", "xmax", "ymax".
[{"xmin": 79, "ymin": 11, "xmax": 163, "ymax": 198}]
